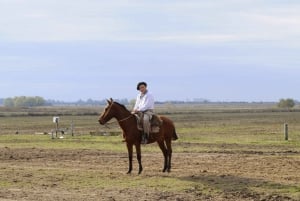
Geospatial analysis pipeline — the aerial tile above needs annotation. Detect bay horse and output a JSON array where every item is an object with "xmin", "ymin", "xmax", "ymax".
[{"xmin": 98, "ymin": 98, "xmax": 178, "ymax": 174}]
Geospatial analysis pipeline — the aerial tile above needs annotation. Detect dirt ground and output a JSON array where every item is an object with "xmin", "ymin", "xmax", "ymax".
[{"xmin": 0, "ymin": 147, "xmax": 299, "ymax": 201}]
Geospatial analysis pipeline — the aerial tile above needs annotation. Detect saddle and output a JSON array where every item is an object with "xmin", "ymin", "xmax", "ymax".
[{"xmin": 134, "ymin": 112, "xmax": 163, "ymax": 133}]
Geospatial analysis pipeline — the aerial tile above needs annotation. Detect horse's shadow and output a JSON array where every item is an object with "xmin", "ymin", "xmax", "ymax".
[{"xmin": 180, "ymin": 174, "xmax": 299, "ymax": 200}]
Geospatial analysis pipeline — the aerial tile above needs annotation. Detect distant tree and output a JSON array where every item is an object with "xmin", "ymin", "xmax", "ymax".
[
  {"xmin": 129, "ymin": 99, "xmax": 136, "ymax": 109},
  {"xmin": 14, "ymin": 96, "xmax": 26, "ymax": 107},
  {"xmin": 4, "ymin": 98, "xmax": 14, "ymax": 107},
  {"xmin": 4, "ymin": 96, "xmax": 46, "ymax": 107},
  {"xmin": 277, "ymin": 98, "xmax": 295, "ymax": 110},
  {"xmin": 35, "ymin": 96, "xmax": 46, "ymax": 106},
  {"xmin": 117, "ymin": 98, "xmax": 129, "ymax": 105}
]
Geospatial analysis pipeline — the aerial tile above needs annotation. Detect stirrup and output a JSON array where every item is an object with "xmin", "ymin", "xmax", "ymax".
[{"xmin": 141, "ymin": 133, "xmax": 148, "ymax": 144}]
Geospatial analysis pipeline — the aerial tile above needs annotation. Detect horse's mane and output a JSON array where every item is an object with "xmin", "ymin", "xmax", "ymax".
[{"xmin": 113, "ymin": 101, "xmax": 131, "ymax": 113}]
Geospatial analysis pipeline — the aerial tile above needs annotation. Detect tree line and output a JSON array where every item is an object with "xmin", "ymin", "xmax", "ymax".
[
  {"xmin": 0, "ymin": 96, "xmax": 298, "ymax": 108},
  {"xmin": 46, "ymin": 98, "xmax": 130, "ymax": 106},
  {"xmin": 1, "ymin": 96, "xmax": 130, "ymax": 107},
  {"xmin": 3, "ymin": 96, "xmax": 46, "ymax": 107}
]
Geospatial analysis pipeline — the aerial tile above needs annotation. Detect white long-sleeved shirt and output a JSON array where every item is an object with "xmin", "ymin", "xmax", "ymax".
[{"xmin": 133, "ymin": 91, "xmax": 154, "ymax": 112}]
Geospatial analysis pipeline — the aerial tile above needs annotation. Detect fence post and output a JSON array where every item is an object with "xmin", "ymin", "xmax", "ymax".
[
  {"xmin": 71, "ymin": 120, "xmax": 74, "ymax": 136},
  {"xmin": 284, "ymin": 123, "xmax": 288, "ymax": 140},
  {"xmin": 52, "ymin": 117, "xmax": 60, "ymax": 139},
  {"xmin": 56, "ymin": 121, "xmax": 59, "ymax": 138}
]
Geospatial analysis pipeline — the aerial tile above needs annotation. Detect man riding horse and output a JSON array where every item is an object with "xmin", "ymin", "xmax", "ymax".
[{"xmin": 131, "ymin": 81, "xmax": 154, "ymax": 144}]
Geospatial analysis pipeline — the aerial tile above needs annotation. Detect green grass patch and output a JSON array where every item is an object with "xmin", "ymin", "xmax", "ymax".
[{"xmin": 1, "ymin": 132, "xmax": 300, "ymax": 154}]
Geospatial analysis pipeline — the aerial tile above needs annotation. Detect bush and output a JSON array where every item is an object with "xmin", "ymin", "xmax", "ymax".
[
  {"xmin": 4, "ymin": 96, "xmax": 46, "ymax": 107},
  {"xmin": 277, "ymin": 98, "xmax": 295, "ymax": 110}
]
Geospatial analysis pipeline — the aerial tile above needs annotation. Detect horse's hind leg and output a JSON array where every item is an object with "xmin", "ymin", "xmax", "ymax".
[
  {"xmin": 126, "ymin": 143, "xmax": 133, "ymax": 174},
  {"xmin": 157, "ymin": 141, "xmax": 168, "ymax": 172},
  {"xmin": 135, "ymin": 143, "xmax": 143, "ymax": 174},
  {"xmin": 165, "ymin": 140, "xmax": 172, "ymax": 172}
]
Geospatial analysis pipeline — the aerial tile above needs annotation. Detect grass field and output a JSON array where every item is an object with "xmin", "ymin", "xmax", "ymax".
[{"xmin": 0, "ymin": 103, "xmax": 300, "ymax": 200}]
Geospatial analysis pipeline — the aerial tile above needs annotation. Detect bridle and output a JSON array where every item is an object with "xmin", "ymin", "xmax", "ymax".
[{"xmin": 100, "ymin": 102, "xmax": 134, "ymax": 127}]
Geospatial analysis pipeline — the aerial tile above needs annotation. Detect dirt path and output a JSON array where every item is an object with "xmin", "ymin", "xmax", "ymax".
[{"xmin": 0, "ymin": 147, "xmax": 299, "ymax": 201}]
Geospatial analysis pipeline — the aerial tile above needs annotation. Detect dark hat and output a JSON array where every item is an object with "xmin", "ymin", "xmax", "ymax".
[{"xmin": 137, "ymin": 81, "xmax": 147, "ymax": 90}]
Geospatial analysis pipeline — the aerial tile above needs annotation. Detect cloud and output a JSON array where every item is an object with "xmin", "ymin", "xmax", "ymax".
[
  {"xmin": 0, "ymin": 0, "xmax": 299, "ymax": 45},
  {"xmin": 1, "ymin": 2, "xmax": 300, "ymax": 68},
  {"xmin": 0, "ymin": 0, "xmax": 128, "ymax": 41},
  {"xmin": 241, "ymin": 12, "xmax": 300, "ymax": 32}
]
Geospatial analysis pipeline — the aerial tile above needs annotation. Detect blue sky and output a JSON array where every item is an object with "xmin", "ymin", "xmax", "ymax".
[{"xmin": 0, "ymin": 0, "xmax": 300, "ymax": 101}]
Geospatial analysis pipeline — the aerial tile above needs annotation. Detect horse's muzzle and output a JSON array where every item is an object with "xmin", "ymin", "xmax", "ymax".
[{"xmin": 98, "ymin": 119, "xmax": 105, "ymax": 125}]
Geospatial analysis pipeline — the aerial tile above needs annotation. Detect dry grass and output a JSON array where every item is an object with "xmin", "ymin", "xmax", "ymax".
[{"xmin": 0, "ymin": 103, "xmax": 300, "ymax": 200}]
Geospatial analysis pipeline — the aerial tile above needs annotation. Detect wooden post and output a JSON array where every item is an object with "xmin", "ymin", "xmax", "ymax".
[
  {"xmin": 71, "ymin": 120, "xmax": 74, "ymax": 136},
  {"xmin": 53, "ymin": 117, "xmax": 60, "ymax": 139},
  {"xmin": 284, "ymin": 123, "xmax": 288, "ymax": 140},
  {"xmin": 56, "ymin": 121, "xmax": 59, "ymax": 138}
]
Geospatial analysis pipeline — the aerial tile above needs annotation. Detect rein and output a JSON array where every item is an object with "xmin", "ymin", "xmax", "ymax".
[
  {"xmin": 103, "ymin": 114, "xmax": 134, "ymax": 128},
  {"xmin": 118, "ymin": 114, "xmax": 134, "ymax": 123}
]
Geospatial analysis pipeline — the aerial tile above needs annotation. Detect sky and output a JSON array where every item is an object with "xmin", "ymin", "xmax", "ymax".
[{"xmin": 0, "ymin": 0, "xmax": 300, "ymax": 102}]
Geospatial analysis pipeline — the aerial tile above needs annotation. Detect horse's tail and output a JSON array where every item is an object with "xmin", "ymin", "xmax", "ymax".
[{"xmin": 172, "ymin": 130, "xmax": 178, "ymax": 141}]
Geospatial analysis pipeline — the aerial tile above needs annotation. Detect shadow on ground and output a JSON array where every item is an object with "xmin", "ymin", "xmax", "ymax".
[{"xmin": 180, "ymin": 173, "xmax": 299, "ymax": 201}]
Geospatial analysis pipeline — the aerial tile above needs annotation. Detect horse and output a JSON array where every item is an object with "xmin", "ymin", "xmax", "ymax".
[{"xmin": 98, "ymin": 98, "xmax": 178, "ymax": 174}]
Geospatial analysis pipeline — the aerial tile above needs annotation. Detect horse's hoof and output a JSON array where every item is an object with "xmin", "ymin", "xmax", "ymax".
[
  {"xmin": 162, "ymin": 168, "xmax": 167, "ymax": 173},
  {"xmin": 127, "ymin": 171, "xmax": 132, "ymax": 174}
]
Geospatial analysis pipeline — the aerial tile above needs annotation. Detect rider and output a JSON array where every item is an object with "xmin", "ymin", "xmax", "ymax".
[{"xmin": 131, "ymin": 81, "xmax": 154, "ymax": 144}]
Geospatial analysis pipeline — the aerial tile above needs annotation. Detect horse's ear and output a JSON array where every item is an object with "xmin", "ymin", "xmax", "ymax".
[
  {"xmin": 106, "ymin": 99, "xmax": 111, "ymax": 104},
  {"xmin": 110, "ymin": 98, "xmax": 113, "ymax": 103}
]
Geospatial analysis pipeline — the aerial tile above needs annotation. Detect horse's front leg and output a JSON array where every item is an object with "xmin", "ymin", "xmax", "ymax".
[
  {"xmin": 135, "ymin": 143, "xmax": 143, "ymax": 174},
  {"xmin": 165, "ymin": 140, "xmax": 173, "ymax": 172},
  {"xmin": 126, "ymin": 143, "xmax": 133, "ymax": 174}
]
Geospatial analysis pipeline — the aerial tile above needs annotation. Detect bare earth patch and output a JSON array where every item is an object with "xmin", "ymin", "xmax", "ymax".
[{"xmin": 0, "ymin": 147, "xmax": 299, "ymax": 201}]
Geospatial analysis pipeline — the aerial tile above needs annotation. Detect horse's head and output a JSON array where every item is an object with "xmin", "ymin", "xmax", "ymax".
[{"xmin": 98, "ymin": 98, "xmax": 115, "ymax": 125}]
